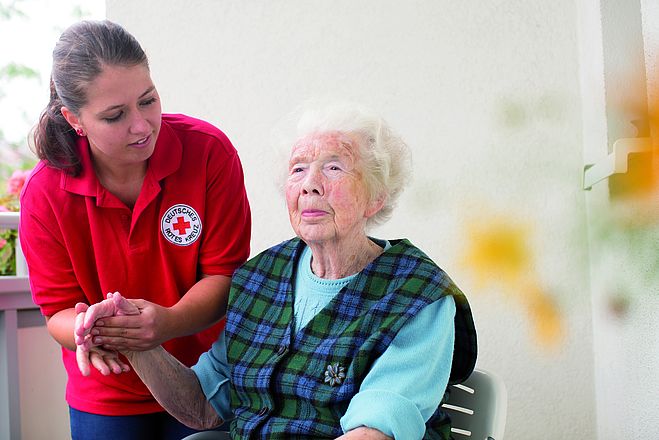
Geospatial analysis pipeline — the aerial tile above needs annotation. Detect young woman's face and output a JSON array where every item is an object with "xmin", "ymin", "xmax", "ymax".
[{"xmin": 66, "ymin": 63, "xmax": 162, "ymax": 174}]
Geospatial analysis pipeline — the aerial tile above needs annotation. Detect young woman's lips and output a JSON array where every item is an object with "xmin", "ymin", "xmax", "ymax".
[{"xmin": 129, "ymin": 134, "xmax": 151, "ymax": 148}]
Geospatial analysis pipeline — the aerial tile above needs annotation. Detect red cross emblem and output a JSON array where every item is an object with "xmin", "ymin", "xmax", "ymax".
[
  {"xmin": 161, "ymin": 204, "xmax": 203, "ymax": 246},
  {"xmin": 172, "ymin": 216, "xmax": 191, "ymax": 235}
]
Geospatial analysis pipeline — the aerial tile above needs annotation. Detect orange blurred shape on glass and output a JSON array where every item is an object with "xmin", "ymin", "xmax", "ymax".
[
  {"xmin": 462, "ymin": 220, "xmax": 532, "ymax": 288},
  {"xmin": 524, "ymin": 284, "xmax": 564, "ymax": 349}
]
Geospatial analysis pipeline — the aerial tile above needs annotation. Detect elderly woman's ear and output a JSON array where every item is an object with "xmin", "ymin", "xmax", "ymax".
[{"xmin": 365, "ymin": 194, "xmax": 387, "ymax": 219}]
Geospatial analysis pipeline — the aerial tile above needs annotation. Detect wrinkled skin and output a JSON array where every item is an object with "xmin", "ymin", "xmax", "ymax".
[{"xmin": 74, "ymin": 292, "xmax": 139, "ymax": 376}]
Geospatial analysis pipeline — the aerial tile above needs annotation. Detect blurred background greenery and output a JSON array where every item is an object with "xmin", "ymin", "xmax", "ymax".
[
  {"xmin": 0, "ymin": 0, "xmax": 104, "ymax": 274},
  {"xmin": 0, "ymin": 0, "xmax": 104, "ymax": 181}
]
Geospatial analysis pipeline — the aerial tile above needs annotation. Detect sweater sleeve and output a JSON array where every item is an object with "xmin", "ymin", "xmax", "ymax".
[
  {"xmin": 340, "ymin": 295, "xmax": 456, "ymax": 439},
  {"xmin": 191, "ymin": 331, "xmax": 233, "ymax": 421}
]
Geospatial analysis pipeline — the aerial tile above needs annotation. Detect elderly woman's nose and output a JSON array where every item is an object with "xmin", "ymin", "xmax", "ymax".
[{"xmin": 301, "ymin": 168, "xmax": 324, "ymax": 195}]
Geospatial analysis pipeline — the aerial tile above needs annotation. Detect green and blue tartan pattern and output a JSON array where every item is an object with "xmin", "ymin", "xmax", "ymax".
[{"xmin": 225, "ymin": 238, "xmax": 477, "ymax": 439}]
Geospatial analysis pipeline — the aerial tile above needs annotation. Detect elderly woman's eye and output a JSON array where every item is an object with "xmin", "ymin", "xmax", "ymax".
[{"xmin": 328, "ymin": 165, "xmax": 342, "ymax": 171}]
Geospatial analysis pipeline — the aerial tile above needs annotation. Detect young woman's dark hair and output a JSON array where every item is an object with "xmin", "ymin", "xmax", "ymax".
[{"xmin": 32, "ymin": 20, "xmax": 148, "ymax": 175}]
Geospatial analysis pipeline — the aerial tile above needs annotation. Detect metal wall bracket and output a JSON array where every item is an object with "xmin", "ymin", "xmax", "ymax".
[{"xmin": 583, "ymin": 137, "xmax": 652, "ymax": 190}]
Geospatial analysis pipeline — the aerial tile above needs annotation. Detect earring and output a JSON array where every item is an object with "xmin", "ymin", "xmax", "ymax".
[{"xmin": 76, "ymin": 128, "xmax": 85, "ymax": 136}]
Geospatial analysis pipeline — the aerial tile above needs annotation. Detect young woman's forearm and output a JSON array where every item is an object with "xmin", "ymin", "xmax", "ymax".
[
  {"xmin": 166, "ymin": 274, "xmax": 232, "ymax": 337},
  {"xmin": 45, "ymin": 308, "xmax": 78, "ymax": 351}
]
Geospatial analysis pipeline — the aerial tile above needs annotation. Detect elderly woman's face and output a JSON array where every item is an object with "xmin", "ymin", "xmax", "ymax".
[{"xmin": 286, "ymin": 132, "xmax": 380, "ymax": 245}]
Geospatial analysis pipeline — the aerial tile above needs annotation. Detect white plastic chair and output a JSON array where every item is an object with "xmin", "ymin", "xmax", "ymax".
[{"xmin": 441, "ymin": 368, "xmax": 507, "ymax": 440}]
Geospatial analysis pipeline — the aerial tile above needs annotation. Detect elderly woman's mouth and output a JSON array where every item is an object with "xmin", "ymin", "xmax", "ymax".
[{"xmin": 301, "ymin": 209, "xmax": 327, "ymax": 217}]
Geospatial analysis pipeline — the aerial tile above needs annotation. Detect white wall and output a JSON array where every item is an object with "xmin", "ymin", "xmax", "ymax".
[
  {"xmin": 107, "ymin": 1, "xmax": 598, "ymax": 438},
  {"xmin": 580, "ymin": 0, "xmax": 659, "ymax": 439},
  {"xmin": 18, "ymin": 325, "xmax": 69, "ymax": 439}
]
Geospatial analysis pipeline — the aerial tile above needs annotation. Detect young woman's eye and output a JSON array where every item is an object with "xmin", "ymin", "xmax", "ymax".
[
  {"xmin": 140, "ymin": 97, "xmax": 157, "ymax": 106},
  {"xmin": 103, "ymin": 112, "xmax": 123, "ymax": 123}
]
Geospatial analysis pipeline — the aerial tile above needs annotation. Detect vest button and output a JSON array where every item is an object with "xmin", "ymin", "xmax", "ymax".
[{"xmin": 257, "ymin": 406, "xmax": 269, "ymax": 417}]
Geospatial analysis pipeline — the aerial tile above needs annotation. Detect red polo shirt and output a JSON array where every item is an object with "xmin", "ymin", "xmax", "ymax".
[{"xmin": 19, "ymin": 113, "xmax": 251, "ymax": 415}]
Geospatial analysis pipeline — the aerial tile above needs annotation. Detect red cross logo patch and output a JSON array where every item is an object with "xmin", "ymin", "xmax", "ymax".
[{"xmin": 161, "ymin": 204, "xmax": 202, "ymax": 246}]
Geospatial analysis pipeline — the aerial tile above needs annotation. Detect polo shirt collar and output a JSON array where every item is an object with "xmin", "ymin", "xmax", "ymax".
[
  {"xmin": 147, "ymin": 117, "xmax": 182, "ymax": 181},
  {"xmin": 60, "ymin": 117, "xmax": 182, "ymax": 200},
  {"xmin": 60, "ymin": 136, "xmax": 98, "ymax": 198}
]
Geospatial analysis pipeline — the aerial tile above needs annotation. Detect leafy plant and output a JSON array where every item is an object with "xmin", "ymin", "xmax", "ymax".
[
  {"xmin": 0, "ymin": 170, "xmax": 28, "ymax": 275},
  {"xmin": 0, "ymin": 227, "xmax": 18, "ymax": 275}
]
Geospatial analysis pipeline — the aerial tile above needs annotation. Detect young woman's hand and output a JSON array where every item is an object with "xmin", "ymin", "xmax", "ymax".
[
  {"xmin": 74, "ymin": 293, "xmax": 140, "ymax": 375},
  {"xmin": 86, "ymin": 297, "xmax": 175, "ymax": 352},
  {"xmin": 74, "ymin": 292, "xmax": 140, "ymax": 346}
]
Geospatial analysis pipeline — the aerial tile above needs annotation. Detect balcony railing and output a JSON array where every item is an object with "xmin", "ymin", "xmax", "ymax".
[{"xmin": 1, "ymin": 211, "xmax": 42, "ymax": 440}]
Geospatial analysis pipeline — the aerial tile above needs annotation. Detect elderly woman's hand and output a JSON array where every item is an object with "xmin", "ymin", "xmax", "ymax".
[
  {"xmin": 76, "ymin": 343, "xmax": 131, "ymax": 376},
  {"xmin": 336, "ymin": 427, "xmax": 393, "ymax": 440},
  {"xmin": 74, "ymin": 299, "xmax": 135, "ymax": 376},
  {"xmin": 74, "ymin": 292, "xmax": 140, "ymax": 348},
  {"xmin": 85, "ymin": 296, "xmax": 175, "ymax": 352}
]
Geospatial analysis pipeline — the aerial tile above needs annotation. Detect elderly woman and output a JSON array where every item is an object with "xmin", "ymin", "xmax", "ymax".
[{"xmin": 76, "ymin": 104, "xmax": 477, "ymax": 439}]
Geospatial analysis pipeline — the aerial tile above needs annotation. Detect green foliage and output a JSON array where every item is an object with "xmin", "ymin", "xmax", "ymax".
[
  {"xmin": 0, "ymin": 138, "xmax": 35, "ymax": 183},
  {"xmin": 0, "ymin": 228, "xmax": 17, "ymax": 276},
  {"xmin": 0, "ymin": 0, "xmax": 25, "ymax": 20},
  {"xmin": 0, "ymin": 189, "xmax": 19, "ymax": 275},
  {"xmin": 0, "ymin": 0, "xmax": 102, "ymax": 275},
  {"xmin": 0, "ymin": 0, "xmax": 39, "ymax": 183},
  {"xmin": 0, "ymin": 62, "xmax": 40, "ymax": 81},
  {"xmin": 72, "ymin": 5, "xmax": 84, "ymax": 19}
]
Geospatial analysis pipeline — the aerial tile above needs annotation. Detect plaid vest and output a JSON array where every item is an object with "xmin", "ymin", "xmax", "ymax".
[{"xmin": 225, "ymin": 238, "xmax": 477, "ymax": 439}]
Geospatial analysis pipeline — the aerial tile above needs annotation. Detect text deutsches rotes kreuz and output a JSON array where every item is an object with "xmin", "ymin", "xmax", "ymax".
[{"xmin": 160, "ymin": 204, "xmax": 203, "ymax": 246}]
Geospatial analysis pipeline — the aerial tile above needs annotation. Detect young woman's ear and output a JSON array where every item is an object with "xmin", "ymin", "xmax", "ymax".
[{"xmin": 61, "ymin": 107, "xmax": 84, "ymax": 135}]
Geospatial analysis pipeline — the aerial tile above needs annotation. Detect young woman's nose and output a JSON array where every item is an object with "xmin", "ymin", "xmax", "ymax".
[{"xmin": 129, "ymin": 110, "xmax": 150, "ymax": 135}]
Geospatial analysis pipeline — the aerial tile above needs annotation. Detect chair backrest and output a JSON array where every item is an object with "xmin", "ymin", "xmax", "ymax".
[
  {"xmin": 441, "ymin": 368, "xmax": 507, "ymax": 440},
  {"xmin": 182, "ymin": 431, "xmax": 230, "ymax": 440}
]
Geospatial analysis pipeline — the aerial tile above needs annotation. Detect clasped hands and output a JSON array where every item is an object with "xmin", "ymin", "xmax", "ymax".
[{"xmin": 74, "ymin": 292, "xmax": 168, "ymax": 377}]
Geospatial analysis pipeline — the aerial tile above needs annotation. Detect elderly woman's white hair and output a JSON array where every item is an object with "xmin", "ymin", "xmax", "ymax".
[{"xmin": 279, "ymin": 103, "xmax": 412, "ymax": 228}]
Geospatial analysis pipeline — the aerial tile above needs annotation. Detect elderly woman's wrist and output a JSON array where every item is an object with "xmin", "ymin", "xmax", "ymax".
[
  {"xmin": 124, "ymin": 345, "xmax": 166, "ymax": 363},
  {"xmin": 122, "ymin": 350, "xmax": 137, "ymax": 363}
]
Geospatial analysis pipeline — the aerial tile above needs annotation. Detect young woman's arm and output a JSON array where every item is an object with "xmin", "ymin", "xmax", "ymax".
[{"xmin": 81, "ymin": 275, "xmax": 231, "ymax": 351}]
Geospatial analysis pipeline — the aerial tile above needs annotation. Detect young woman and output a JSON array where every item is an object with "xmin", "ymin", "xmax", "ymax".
[{"xmin": 19, "ymin": 20, "xmax": 251, "ymax": 439}]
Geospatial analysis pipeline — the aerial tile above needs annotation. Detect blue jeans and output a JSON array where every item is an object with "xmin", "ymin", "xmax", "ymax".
[{"xmin": 69, "ymin": 407, "xmax": 227, "ymax": 440}]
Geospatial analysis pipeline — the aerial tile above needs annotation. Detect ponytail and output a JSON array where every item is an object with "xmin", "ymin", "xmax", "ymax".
[{"xmin": 31, "ymin": 78, "xmax": 81, "ymax": 175}]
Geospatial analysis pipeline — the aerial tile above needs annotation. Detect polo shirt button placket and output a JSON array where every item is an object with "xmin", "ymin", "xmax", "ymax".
[{"xmin": 120, "ymin": 213, "xmax": 130, "ymax": 232}]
